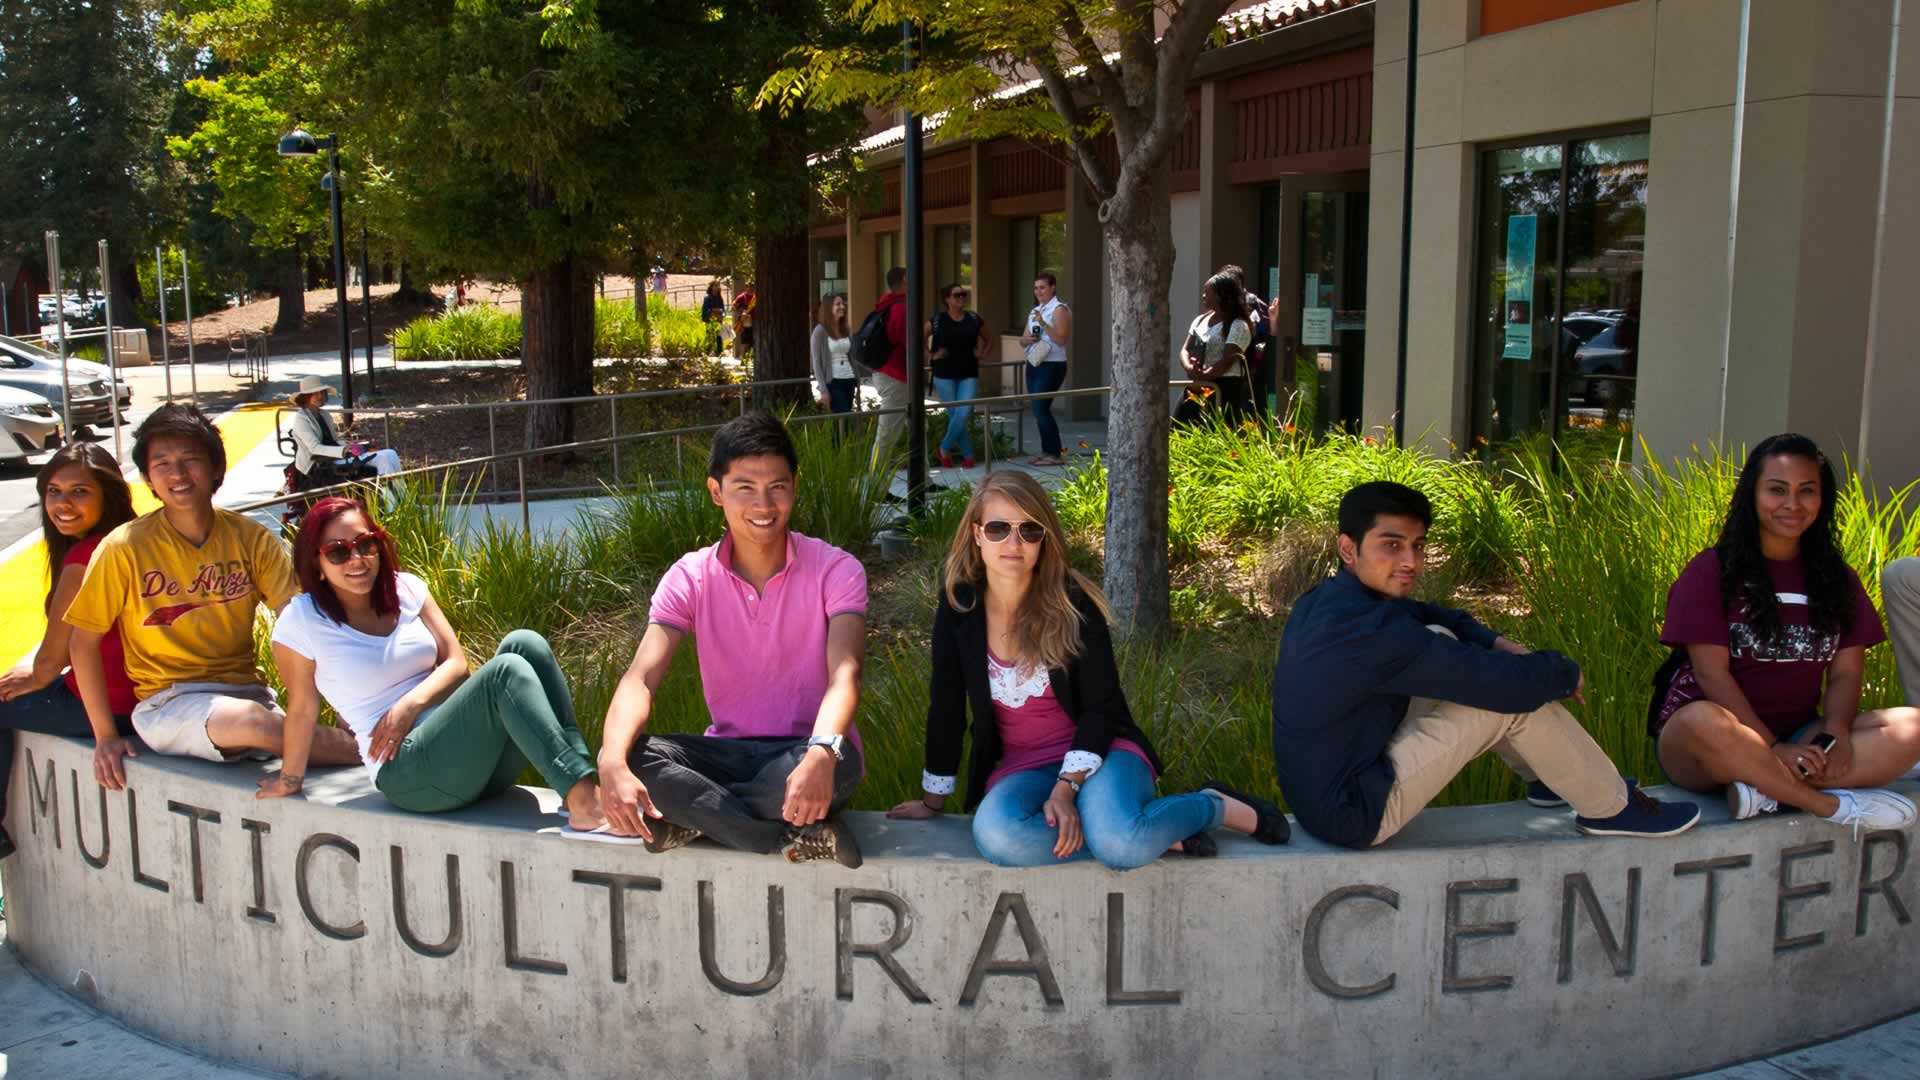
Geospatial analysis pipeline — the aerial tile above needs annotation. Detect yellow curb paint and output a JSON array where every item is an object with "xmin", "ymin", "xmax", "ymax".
[{"xmin": 1, "ymin": 404, "xmax": 287, "ymax": 667}]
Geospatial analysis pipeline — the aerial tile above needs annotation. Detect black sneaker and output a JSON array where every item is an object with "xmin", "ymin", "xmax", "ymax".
[
  {"xmin": 784, "ymin": 816, "xmax": 863, "ymax": 868},
  {"xmin": 1575, "ymin": 782, "xmax": 1700, "ymax": 838},
  {"xmin": 644, "ymin": 820, "xmax": 702, "ymax": 854},
  {"xmin": 1526, "ymin": 780, "xmax": 1568, "ymax": 808},
  {"xmin": 0, "ymin": 824, "xmax": 14, "ymax": 861},
  {"xmin": 1200, "ymin": 781, "xmax": 1291, "ymax": 845}
]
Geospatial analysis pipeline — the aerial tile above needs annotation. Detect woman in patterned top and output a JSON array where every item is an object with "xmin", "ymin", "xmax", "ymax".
[{"xmin": 886, "ymin": 470, "xmax": 1289, "ymax": 867}]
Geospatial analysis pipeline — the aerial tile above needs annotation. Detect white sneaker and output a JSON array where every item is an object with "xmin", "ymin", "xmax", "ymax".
[
  {"xmin": 1825, "ymin": 789, "xmax": 1920, "ymax": 838},
  {"xmin": 1726, "ymin": 781, "xmax": 1779, "ymax": 820}
]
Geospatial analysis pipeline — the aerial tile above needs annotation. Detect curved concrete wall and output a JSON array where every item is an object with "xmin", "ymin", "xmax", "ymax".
[{"xmin": 5, "ymin": 731, "xmax": 1918, "ymax": 1079}]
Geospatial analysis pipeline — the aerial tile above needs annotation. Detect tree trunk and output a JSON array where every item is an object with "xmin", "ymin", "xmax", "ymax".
[
  {"xmin": 395, "ymin": 262, "xmax": 430, "ymax": 305},
  {"xmin": 631, "ymin": 245, "xmax": 650, "ymax": 335},
  {"xmin": 273, "ymin": 245, "xmax": 306, "ymax": 334},
  {"xmin": 1100, "ymin": 159, "xmax": 1177, "ymax": 634},
  {"xmin": 751, "ymin": 94, "xmax": 813, "ymax": 406},
  {"xmin": 521, "ymin": 253, "xmax": 595, "ymax": 452},
  {"xmin": 111, "ymin": 259, "xmax": 145, "ymax": 331}
]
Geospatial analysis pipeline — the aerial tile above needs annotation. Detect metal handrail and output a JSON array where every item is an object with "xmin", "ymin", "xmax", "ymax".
[{"xmin": 232, "ymin": 380, "xmax": 1194, "ymax": 528}]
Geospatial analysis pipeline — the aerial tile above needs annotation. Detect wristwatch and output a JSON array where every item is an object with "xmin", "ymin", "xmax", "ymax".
[
  {"xmin": 1056, "ymin": 774, "xmax": 1082, "ymax": 793},
  {"xmin": 807, "ymin": 734, "xmax": 846, "ymax": 762}
]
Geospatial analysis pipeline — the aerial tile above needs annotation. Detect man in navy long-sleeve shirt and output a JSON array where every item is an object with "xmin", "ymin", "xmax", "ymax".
[{"xmin": 1271, "ymin": 481, "xmax": 1699, "ymax": 848}]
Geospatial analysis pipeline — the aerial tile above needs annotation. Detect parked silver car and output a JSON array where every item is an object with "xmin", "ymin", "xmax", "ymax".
[
  {"xmin": 0, "ymin": 334, "xmax": 129, "ymax": 428},
  {"xmin": 0, "ymin": 384, "xmax": 62, "ymax": 464}
]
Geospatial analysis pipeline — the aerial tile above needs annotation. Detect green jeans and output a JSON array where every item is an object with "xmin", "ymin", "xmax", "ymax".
[{"xmin": 374, "ymin": 630, "xmax": 595, "ymax": 813}]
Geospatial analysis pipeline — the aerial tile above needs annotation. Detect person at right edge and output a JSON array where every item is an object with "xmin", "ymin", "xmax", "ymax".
[{"xmin": 1272, "ymin": 481, "xmax": 1701, "ymax": 849}]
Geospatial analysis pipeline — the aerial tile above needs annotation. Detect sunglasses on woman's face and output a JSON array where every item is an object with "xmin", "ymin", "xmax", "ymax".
[
  {"xmin": 979, "ymin": 519, "xmax": 1046, "ymax": 545},
  {"xmin": 319, "ymin": 530, "xmax": 385, "ymax": 565}
]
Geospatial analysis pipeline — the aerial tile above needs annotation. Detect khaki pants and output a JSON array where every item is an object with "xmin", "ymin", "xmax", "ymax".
[
  {"xmin": 1885, "ymin": 558, "xmax": 1920, "ymax": 705},
  {"xmin": 869, "ymin": 371, "xmax": 912, "ymax": 475},
  {"xmin": 1373, "ymin": 697, "xmax": 1630, "ymax": 845}
]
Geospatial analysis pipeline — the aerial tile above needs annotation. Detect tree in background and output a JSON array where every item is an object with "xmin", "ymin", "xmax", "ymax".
[
  {"xmin": 765, "ymin": 0, "xmax": 1235, "ymax": 631},
  {"xmin": 0, "ymin": 0, "xmax": 174, "ymax": 329}
]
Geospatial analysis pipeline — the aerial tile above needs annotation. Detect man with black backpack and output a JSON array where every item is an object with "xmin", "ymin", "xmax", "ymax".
[{"xmin": 859, "ymin": 267, "xmax": 911, "ymax": 476}]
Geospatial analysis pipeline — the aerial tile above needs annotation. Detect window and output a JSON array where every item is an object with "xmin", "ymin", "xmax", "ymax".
[
  {"xmin": 875, "ymin": 231, "xmax": 902, "ymax": 282},
  {"xmin": 1007, "ymin": 213, "xmax": 1066, "ymax": 331},
  {"xmin": 932, "ymin": 225, "xmax": 973, "ymax": 297},
  {"xmin": 1472, "ymin": 131, "xmax": 1647, "ymax": 459},
  {"xmin": 812, "ymin": 238, "xmax": 847, "ymax": 301}
]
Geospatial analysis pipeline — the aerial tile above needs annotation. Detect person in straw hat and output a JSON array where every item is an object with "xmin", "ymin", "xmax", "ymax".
[{"xmin": 286, "ymin": 375, "xmax": 400, "ymax": 485}]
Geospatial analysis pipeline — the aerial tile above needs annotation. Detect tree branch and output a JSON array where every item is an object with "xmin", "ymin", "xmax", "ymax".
[
  {"xmin": 1056, "ymin": 3, "xmax": 1133, "ymax": 146},
  {"xmin": 1134, "ymin": 0, "xmax": 1232, "ymax": 169},
  {"xmin": 1032, "ymin": 52, "xmax": 1115, "ymax": 199}
]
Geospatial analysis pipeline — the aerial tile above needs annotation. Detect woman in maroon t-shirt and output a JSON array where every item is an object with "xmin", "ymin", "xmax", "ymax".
[
  {"xmin": 1655, "ymin": 433, "xmax": 1920, "ymax": 831},
  {"xmin": 0, "ymin": 444, "xmax": 139, "ymax": 859}
]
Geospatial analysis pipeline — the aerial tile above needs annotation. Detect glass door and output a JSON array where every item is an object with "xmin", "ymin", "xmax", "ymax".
[{"xmin": 1297, "ymin": 190, "xmax": 1368, "ymax": 433}]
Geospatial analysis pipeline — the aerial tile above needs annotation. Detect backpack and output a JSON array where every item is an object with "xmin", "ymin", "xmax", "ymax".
[
  {"xmin": 850, "ymin": 307, "xmax": 891, "ymax": 376},
  {"xmin": 1645, "ymin": 646, "xmax": 1687, "ymax": 737}
]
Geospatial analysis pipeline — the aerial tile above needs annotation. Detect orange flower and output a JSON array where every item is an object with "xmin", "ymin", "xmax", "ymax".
[
  {"xmin": 1228, "ymin": 450, "xmax": 1238, "ymax": 459},
  {"xmin": 1078, "ymin": 440, "xmax": 1089, "ymax": 449},
  {"xmin": 1364, "ymin": 436, "xmax": 1376, "ymax": 446},
  {"xmin": 1283, "ymin": 423, "xmax": 1296, "ymax": 435}
]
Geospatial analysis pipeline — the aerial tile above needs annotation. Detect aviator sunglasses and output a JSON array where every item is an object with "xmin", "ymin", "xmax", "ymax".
[
  {"xmin": 319, "ymin": 529, "xmax": 386, "ymax": 565},
  {"xmin": 979, "ymin": 519, "xmax": 1046, "ymax": 544}
]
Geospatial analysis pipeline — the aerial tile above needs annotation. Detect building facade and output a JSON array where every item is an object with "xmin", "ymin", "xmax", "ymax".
[{"xmin": 814, "ymin": 0, "xmax": 1918, "ymax": 485}]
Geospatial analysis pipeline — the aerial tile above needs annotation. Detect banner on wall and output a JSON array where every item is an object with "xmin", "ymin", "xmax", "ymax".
[{"xmin": 1502, "ymin": 215, "xmax": 1536, "ymax": 360}]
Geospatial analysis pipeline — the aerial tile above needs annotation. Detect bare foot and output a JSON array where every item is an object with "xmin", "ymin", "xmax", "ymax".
[
  {"xmin": 565, "ymin": 778, "xmax": 607, "ymax": 831},
  {"xmin": 1168, "ymin": 839, "xmax": 1185, "ymax": 854}
]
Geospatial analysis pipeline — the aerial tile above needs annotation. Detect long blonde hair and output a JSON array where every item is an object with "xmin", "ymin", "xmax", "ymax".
[
  {"xmin": 942, "ymin": 471, "xmax": 1113, "ymax": 672},
  {"xmin": 815, "ymin": 295, "xmax": 849, "ymax": 338}
]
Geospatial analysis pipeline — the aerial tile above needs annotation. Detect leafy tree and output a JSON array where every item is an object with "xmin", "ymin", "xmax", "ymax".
[
  {"xmin": 766, "ymin": 0, "xmax": 1235, "ymax": 631},
  {"xmin": 0, "ymin": 0, "xmax": 175, "ymax": 330}
]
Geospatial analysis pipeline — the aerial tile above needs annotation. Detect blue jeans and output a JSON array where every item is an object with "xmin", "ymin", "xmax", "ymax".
[
  {"xmin": 1024, "ymin": 361, "xmax": 1066, "ymax": 456},
  {"xmin": 0, "ymin": 680, "xmax": 131, "ymax": 830},
  {"xmin": 970, "ymin": 752, "xmax": 1223, "ymax": 870},
  {"xmin": 826, "ymin": 377, "xmax": 859, "ymax": 415},
  {"xmin": 932, "ymin": 376, "xmax": 977, "ymax": 459}
]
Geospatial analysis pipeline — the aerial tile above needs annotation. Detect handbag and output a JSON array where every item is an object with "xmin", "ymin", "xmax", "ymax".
[{"xmin": 1024, "ymin": 308, "xmax": 1053, "ymax": 366}]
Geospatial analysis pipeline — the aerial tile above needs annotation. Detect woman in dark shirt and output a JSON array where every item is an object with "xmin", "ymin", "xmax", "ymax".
[
  {"xmin": 700, "ymin": 282, "xmax": 726, "ymax": 355},
  {"xmin": 1655, "ymin": 433, "xmax": 1920, "ymax": 832},
  {"xmin": 885, "ymin": 470, "xmax": 1289, "ymax": 868},
  {"xmin": 926, "ymin": 283, "xmax": 988, "ymax": 468}
]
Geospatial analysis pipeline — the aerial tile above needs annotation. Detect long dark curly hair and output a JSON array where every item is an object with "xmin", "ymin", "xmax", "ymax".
[
  {"xmin": 1715, "ymin": 433, "xmax": 1851, "ymax": 640},
  {"xmin": 37, "ymin": 442, "xmax": 137, "ymax": 611}
]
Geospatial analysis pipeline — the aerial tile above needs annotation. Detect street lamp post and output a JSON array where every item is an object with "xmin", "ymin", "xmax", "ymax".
[{"xmin": 278, "ymin": 129, "xmax": 354, "ymax": 410}]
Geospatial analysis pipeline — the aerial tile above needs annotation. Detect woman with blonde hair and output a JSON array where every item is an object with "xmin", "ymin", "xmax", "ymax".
[
  {"xmin": 809, "ymin": 293, "xmax": 858, "ymax": 416},
  {"xmin": 887, "ymin": 471, "xmax": 1289, "ymax": 867}
]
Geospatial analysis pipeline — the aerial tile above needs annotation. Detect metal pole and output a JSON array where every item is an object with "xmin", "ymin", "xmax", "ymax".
[
  {"xmin": 97, "ymin": 241, "xmax": 123, "ymax": 462},
  {"xmin": 1715, "ymin": 0, "xmax": 1752, "ymax": 448},
  {"xmin": 1, "ymin": 282, "xmax": 8, "ymax": 336},
  {"xmin": 326, "ymin": 137, "xmax": 353, "ymax": 410},
  {"xmin": 517, "ymin": 457, "xmax": 530, "ymax": 537},
  {"xmin": 610, "ymin": 398, "xmax": 621, "ymax": 484},
  {"xmin": 902, "ymin": 20, "xmax": 928, "ymax": 516},
  {"xmin": 45, "ymin": 231, "xmax": 71, "ymax": 436},
  {"xmin": 1857, "ymin": 0, "xmax": 1901, "ymax": 459},
  {"xmin": 361, "ymin": 217, "xmax": 375, "ymax": 394},
  {"xmin": 1392, "ymin": 0, "xmax": 1418, "ymax": 448},
  {"xmin": 182, "ymin": 250, "xmax": 198, "ymax": 404},
  {"xmin": 155, "ymin": 246, "xmax": 172, "ymax": 401}
]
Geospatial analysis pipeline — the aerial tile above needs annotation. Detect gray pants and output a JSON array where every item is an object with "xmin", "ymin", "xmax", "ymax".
[
  {"xmin": 628, "ymin": 734, "xmax": 864, "ymax": 853},
  {"xmin": 869, "ymin": 372, "xmax": 911, "ymax": 475},
  {"xmin": 1885, "ymin": 558, "xmax": 1920, "ymax": 704}
]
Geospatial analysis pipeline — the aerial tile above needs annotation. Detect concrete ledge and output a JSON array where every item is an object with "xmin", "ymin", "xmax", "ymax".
[{"xmin": 5, "ymin": 731, "xmax": 1919, "ymax": 1079}]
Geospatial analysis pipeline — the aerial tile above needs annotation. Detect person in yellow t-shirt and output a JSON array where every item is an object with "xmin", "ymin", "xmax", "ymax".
[{"xmin": 64, "ymin": 403, "xmax": 361, "ymax": 791}]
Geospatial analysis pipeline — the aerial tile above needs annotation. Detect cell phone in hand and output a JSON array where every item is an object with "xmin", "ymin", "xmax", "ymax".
[{"xmin": 1812, "ymin": 733, "xmax": 1837, "ymax": 753}]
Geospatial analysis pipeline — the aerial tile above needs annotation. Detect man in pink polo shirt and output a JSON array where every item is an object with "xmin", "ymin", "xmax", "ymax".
[{"xmin": 597, "ymin": 412, "xmax": 868, "ymax": 866}]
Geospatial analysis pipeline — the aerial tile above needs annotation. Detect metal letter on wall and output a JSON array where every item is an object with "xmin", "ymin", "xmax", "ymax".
[
  {"xmin": 572, "ymin": 869, "xmax": 662, "ymax": 985},
  {"xmin": 69, "ymin": 770, "xmax": 109, "ymax": 869},
  {"xmin": 698, "ymin": 881, "xmax": 787, "ymax": 996},
  {"xmin": 500, "ymin": 861, "xmax": 567, "ymax": 975},
  {"xmin": 1107, "ymin": 893, "xmax": 1181, "ymax": 1006},
  {"xmin": 1303, "ymin": 884, "xmax": 1400, "ymax": 1000},
  {"xmin": 1856, "ymin": 831, "xmax": 1912, "ymax": 938},
  {"xmin": 390, "ymin": 847, "xmax": 463, "ymax": 958},
  {"xmin": 1557, "ymin": 870, "xmax": 1640, "ymax": 984},
  {"xmin": 834, "ymin": 888, "xmax": 931, "ymax": 1004},
  {"xmin": 242, "ymin": 819, "xmax": 276, "ymax": 924},
  {"xmin": 1443, "ymin": 879, "xmax": 1518, "ymax": 993},
  {"xmin": 26, "ymin": 747, "xmax": 58, "ymax": 847},
  {"xmin": 1674, "ymin": 854, "xmax": 1752, "ymax": 966},
  {"xmin": 1775, "ymin": 841, "xmax": 1836, "ymax": 953},
  {"xmin": 127, "ymin": 789, "xmax": 170, "ymax": 893},
  {"xmin": 166, "ymin": 801, "xmax": 222, "ymax": 904},
  {"xmin": 296, "ymin": 833, "xmax": 366, "ymax": 941},
  {"xmin": 959, "ymin": 892, "xmax": 1063, "ymax": 1008}
]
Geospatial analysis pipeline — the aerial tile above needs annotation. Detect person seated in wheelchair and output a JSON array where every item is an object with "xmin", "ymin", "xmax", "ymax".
[{"xmin": 284, "ymin": 376, "xmax": 400, "ymax": 492}]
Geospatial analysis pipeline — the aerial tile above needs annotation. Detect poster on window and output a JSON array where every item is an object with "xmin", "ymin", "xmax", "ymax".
[{"xmin": 1502, "ymin": 215, "xmax": 1536, "ymax": 360}]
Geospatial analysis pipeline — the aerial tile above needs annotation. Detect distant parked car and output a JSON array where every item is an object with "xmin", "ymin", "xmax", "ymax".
[
  {"xmin": 1560, "ymin": 315, "xmax": 1638, "ymax": 409},
  {"xmin": 0, "ymin": 385, "xmax": 62, "ymax": 464},
  {"xmin": 0, "ymin": 334, "xmax": 132, "ymax": 415}
]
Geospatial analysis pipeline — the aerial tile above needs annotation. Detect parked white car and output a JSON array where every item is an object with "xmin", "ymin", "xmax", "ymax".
[
  {"xmin": 0, "ymin": 384, "xmax": 62, "ymax": 464},
  {"xmin": 0, "ymin": 334, "xmax": 131, "ymax": 426}
]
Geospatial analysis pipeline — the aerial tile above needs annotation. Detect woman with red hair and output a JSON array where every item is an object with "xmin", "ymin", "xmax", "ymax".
[{"xmin": 260, "ymin": 497, "xmax": 608, "ymax": 830}]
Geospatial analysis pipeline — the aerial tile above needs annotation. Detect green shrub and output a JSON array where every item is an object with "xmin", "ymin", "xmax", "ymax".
[{"xmin": 390, "ymin": 294, "xmax": 722, "ymax": 362}]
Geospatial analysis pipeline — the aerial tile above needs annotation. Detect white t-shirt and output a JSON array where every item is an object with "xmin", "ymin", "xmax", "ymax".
[
  {"xmin": 828, "ymin": 335, "xmax": 854, "ymax": 380},
  {"xmin": 1185, "ymin": 313, "xmax": 1252, "ymax": 379},
  {"xmin": 1028, "ymin": 297, "xmax": 1069, "ymax": 364},
  {"xmin": 270, "ymin": 572, "xmax": 438, "ymax": 782}
]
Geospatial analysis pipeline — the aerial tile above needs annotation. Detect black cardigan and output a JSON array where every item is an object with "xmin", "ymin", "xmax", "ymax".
[{"xmin": 924, "ymin": 580, "xmax": 1165, "ymax": 812}]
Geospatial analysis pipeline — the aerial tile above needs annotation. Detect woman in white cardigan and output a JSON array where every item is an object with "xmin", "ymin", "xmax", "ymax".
[{"xmin": 286, "ymin": 375, "xmax": 401, "ymax": 483}]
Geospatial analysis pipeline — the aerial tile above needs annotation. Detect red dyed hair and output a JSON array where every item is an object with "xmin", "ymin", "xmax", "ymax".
[{"xmin": 294, "ymin": 496, "xmax": 401, "ymax": 624}]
